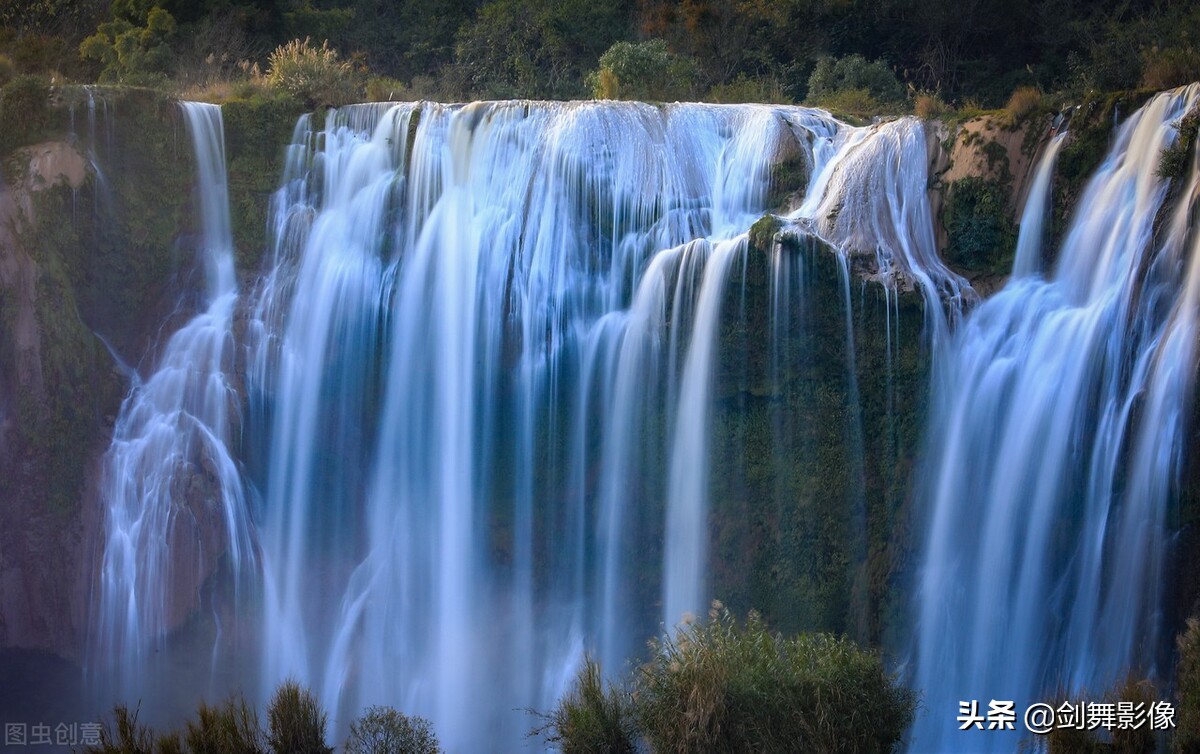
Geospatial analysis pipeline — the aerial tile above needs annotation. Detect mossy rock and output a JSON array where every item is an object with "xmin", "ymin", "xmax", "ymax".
[{"xmin": 221, "ymin": 94, "xmax": 308, "ymax": 272}]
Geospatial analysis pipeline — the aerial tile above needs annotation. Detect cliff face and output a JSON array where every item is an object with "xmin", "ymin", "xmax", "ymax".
[
  {"xmin": 0, "ymin": 86, "xmax": 194, "ymax": 659},
  {"xmin": 0, "ymin": 85, "xmax": 1169, "ymax": 665},
  {"xmin": 0, "ymin": 139, "xmax": 95, "ymax": 655}
]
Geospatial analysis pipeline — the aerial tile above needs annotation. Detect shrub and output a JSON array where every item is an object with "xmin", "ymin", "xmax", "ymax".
[
  {"xmin": 942, "ymin": 177, "xmax": 1016, "ymax": 271},
  {"xmin": 1142, "ymin": 47, "xmax": 1200, "ymax": 91},
  {"xmin": 366, "ymin": 76, "xmax": 410, "ymax": 102},
  {"xmin": 1111, "ymin": 677, "xmax": 1155, "ymax": 754},
  {"xmin": 83, "ymin": 705, "xmax": 157, "ymax": 754},
  {"xmin": 266, "ymin": 38, "xmax": 363, "ymax": 108},
  {"xmin": 0, "ymin": 54, "xmax": 14, "ymax": 87},
  {"xmin": 634, "ymin": 602, "xmax": 915, "ymax": 753},
  {"xmin": 1158, "ymin": 104, "xmax": 1200, "ymax": 180},
  {"xmin": 806, "ymin": 54, "xmax": 905, "ymax": 108},
  {"xmin": 536, "ymin": 657, "xmax": 638, "ymax": 753},
  {"xmin": 345, "ymin": 705, "xmax": 440, "ymax": 754},
  {"xmin": 587, "ymin": 39, "xmax": 698, "ymax": 102},
  {"xmin": 266, "ymin": 680, "xmax": 333, "ymax": 754},
  {"xmin": 810, "ymin": 87, "xmax": 884, "ymax": 121},
  {"xmin": 0, "ymin": 75, "xmax": 53, "ymax": 156},
  {"xmin": 185, "ymin": 694, "xmax": 265, "ymax": 754},
  {"xmin": 1177, "ymin": 618, "xmax": 1200, "ymax": 753},
  {"xmin": 8, "ymin": 34, "xmax": 70, "ymax": 76},
  {"xmin": 704, "ymin": 74, "xmax": 786, "ymax": 104},
  {"xmin": 1044, "ymin": 677, "xmax": 1156, "ymax": 754}
]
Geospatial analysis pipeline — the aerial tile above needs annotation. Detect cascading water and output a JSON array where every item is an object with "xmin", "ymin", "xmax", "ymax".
[
  {"xmin": 237, "ymin": 101, "xmax": 957, "ymax": 748},
  {"xmin": 1012, "ymin": 131, "xmax": 1067, "ymax": 278},
  {"xmin": 92, "ymin": 102, "xmax": 252, "ymax": 701},
  {"xmin": 910, "ymin": 84, "xmax": 1200, "ymax": 752}
]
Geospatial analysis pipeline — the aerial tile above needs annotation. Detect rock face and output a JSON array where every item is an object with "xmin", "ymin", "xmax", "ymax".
[
  {"xmin": 0, "ymin": 140, "xmax": 93, "ymax": 655},
  {"xmin": 0, "ymin": 87, "xmax": 195, "ymax": 660}
]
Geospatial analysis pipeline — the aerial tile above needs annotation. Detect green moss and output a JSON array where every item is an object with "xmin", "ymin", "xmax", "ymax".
[
  {"xmin": 222, "ymin": 94, "xmax": 307, "ymax": 272},
  {"xmin": 706, "ymin": 237, "xmax": 929, "ymax": 647},
  {"xmin": 748, "ymin": 214, "xmax": 783, "ymax": 253},
  {"xmin": 0, "ymin": 85, "xmax": 197, "ymax": 515},
  {"xmin": 942, "ymin": 176, "xmax": 1017, "ymax": 273},
  {"xmin": 767, "ymin": 152, "xmax": 809, "ymax": 211},
  {"xmin": 4, "ymin": 184, "xmax": 124, "ymax": 514}
]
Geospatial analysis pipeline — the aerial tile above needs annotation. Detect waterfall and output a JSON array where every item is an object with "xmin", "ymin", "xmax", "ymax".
[
  {"xmin": 1012, "ymin": 131, "xmax": 1067, "ymax": 278},
  {"xmin": 92, "ymin": 102, "xmax": 251, "ymax": 701},
  {"xmin": 910, "ymin": 84, "xmax": 1200, "ymax": 752},
  {"xmin": 237, "ymin": 100, "xmax": 956, "ymax": 748}
]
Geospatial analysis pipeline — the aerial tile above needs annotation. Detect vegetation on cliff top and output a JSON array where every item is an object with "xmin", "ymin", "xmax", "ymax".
[{"xmin": 2, "ymin": 0, "xmax": 1199, "ymax": 114}]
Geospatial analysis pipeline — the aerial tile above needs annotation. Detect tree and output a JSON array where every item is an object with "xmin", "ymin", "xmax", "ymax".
[
  {"xmin": 452, "ymin": 0, "xmax": 633, "ymax": 99},
  {"xmin": 78, "ymin": 0, "xmax": 177, "ymax": 82},
  {"xmin": 587, "ymin": 38, "xmax": 696, "ymax": 100},
  {"xmin": 344, "ymin": 706, "xmax": 441, "ymax": 754},
  {"xmin": 266, "ymin": 680, "xmax": 332, "ymax": 754}
]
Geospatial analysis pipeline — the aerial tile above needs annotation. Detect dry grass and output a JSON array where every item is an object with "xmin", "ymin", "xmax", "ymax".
[
  {"xmin": 914, "ymin": 91, "xmax": 949, "ymax": 119},
  {"xmin": 1003, "ymin": 86, "xmax": 1045, "ymax": 127}
]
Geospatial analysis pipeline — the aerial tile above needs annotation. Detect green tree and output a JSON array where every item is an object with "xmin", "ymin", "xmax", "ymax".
[
  {"xmin": 452, "ymin": 0, "xmax": 633, "ymax": 99},
  {"xmin": 78, "ymin": 0, "xmax": 177, "ymax": 82},
  {"xmin": 587, "ymin": 38, "xmax": 696, "ymax": 100},
  {"xmin": 806, "ymin": 53, "xmax": 905, "ymax": 105}
]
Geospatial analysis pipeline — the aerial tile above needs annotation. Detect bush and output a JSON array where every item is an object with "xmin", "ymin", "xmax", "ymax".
[
  {"xmin": 536, "ymin": 657, "xmax": 638, "ymax": 753},
  {"xmin": 942, "ymin": 177, "xmax": 1016, "ymax": 271},
  {"xmin": 0, "ymin": 74, "xmax": 53, "ymax": 156},
  {"xmin": 1178, "ymin": 618, "xmax": 1200, "ymax": 753},
  {"xmin": 634, "ymin": 602, "xmax": 915, "ymax": 753},
  {"xmin": 1111, "ymin": 677, "xmax": 1155, "ymax": 754},
  {"xmin": 185, "ymin": 695, "xmax": 265, "ymax": 754},
  {"xmin": 1158, "ymin": 104, "xmax": 1200, "ymax": 180},
  {"xmin": 1142, "ymin": 47, "xmax": 1200, "ymax": 91},
  {"xmin": 704, "ymin": 74, "xmax": 786, "ymax": 104},
  {"xmin": 1044, "ymin": 677, "xmax": 1156, "ymax": 754},
  {"xmin": 366, "ymin": 76, "xmax": 410, "ymax": 102},
  {"xmin": 345, "ymin": 705, "xmax": 440, "ymax": 754},
  {"xmin": 83, "ymin": 705, "xmax": 157, "ymax": 754},
  {"xmin": 809, "ymin": 87, "xmax": 884, "ymax": 121},
  {"xmin": 806, "ymin": 54, "xmax": 905, "ymax": 108},
  {"xmin": 266, "ymin": 38, "xmax": 363, "ymax": 108},
  {"xmin": 0, "ymin": 54, "xmax": 14, "ymax": 87},
  {"xmin": 587, "ymin": 39, "xmax": 698, "ymax": 102},
  {"xmin": 266, "ymin": 680, "xmax": 333, "ymax": 754}
]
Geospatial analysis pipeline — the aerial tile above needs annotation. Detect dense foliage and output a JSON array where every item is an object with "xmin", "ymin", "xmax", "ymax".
[
  {"xmin": 1, "ymin": 0, "xmax": 1199, "ymax": 106},
  {"xmin": 539, "ymin": 603, "xmax": 916, "ymax": 753}
]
